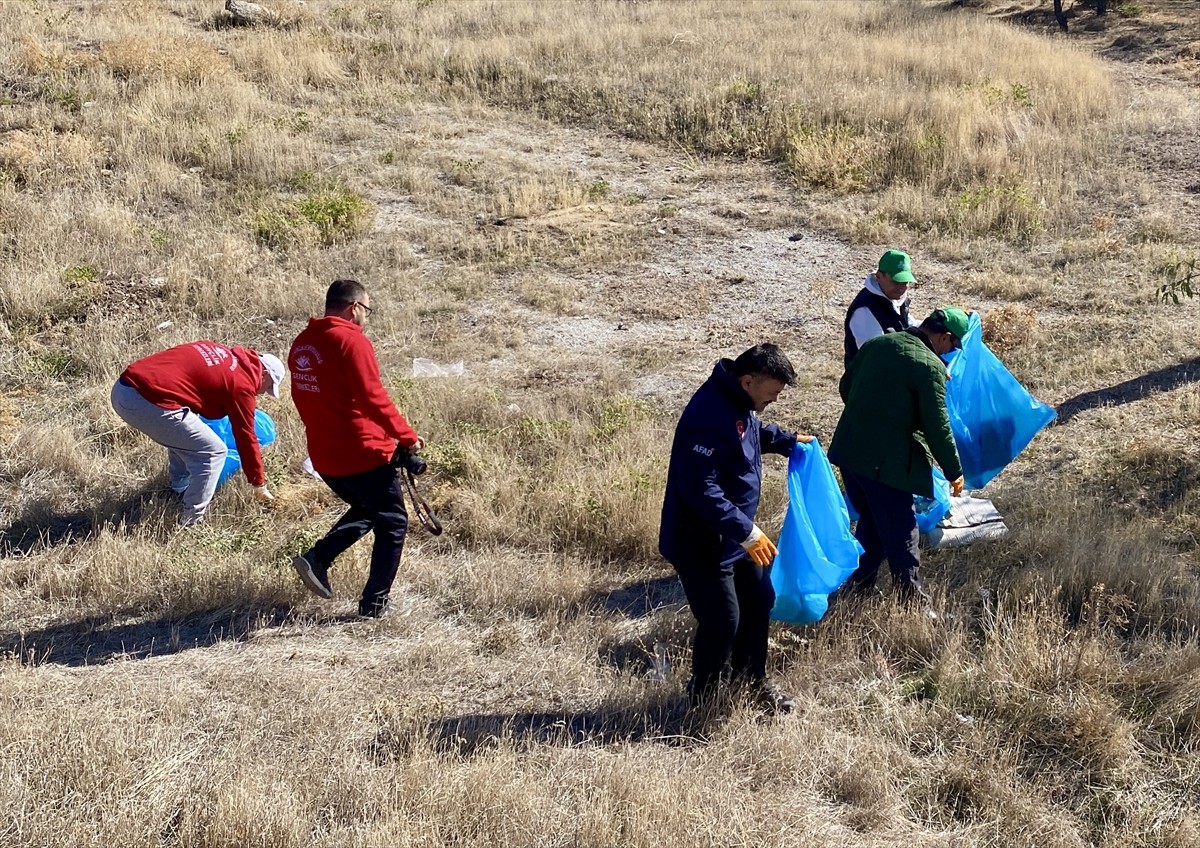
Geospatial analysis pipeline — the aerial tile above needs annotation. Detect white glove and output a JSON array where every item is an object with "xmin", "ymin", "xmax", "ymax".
[{"xmin": 252, "ymin": 484, "xmax": 274, "ymax": 503}]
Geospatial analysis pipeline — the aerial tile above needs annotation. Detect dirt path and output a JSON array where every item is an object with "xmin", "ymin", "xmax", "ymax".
[{"xmin": 393, "ymin": 113, "xmax": 1050, "ymax": 429}]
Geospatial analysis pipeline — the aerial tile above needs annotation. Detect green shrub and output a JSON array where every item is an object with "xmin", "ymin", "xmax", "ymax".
[
  {"xmin": 296, "ymin": 188, "xmax": 372, "ymax": 245},
  {"xmin": 62, "ymin": 265, "xmax": 99, "ymax": 284},
  {"xmin": 585, "ymin": 179, "xmax": 610, "ymax": 200},
  {"xmin": 253, "ymin": 180, "xmax": 373, "ymax": 250}
]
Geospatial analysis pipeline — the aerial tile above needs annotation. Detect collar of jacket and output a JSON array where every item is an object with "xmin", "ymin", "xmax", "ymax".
[
  {"xmin": 865, "ymin": 272, "xmax": 910, "ymax": 313},
  {"xmin": 905, "ymin": 326, "xmax": 939, "ymax": 355},
  {"xmin": 711, "ymin": 358, "xmax": 755, "ymax": 412},
  {"xmin": 310, "ymin": 315, "xmax": 363, "ymax": 333}
]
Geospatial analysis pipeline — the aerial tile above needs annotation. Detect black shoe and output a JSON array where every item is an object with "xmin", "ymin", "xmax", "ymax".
[
  {"xmin": 292, "ymin": 552, "xmax": 332, "ymax": 600},
  {"xmin": 749, "ymin": 678, "xmax": 795, "ymax": 715},
  {"xmin": 358, "ymin": 597, "xmax": 391, "ymax": 618}
]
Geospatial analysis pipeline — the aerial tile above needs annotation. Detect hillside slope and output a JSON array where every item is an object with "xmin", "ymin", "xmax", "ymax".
[{"xmin": 2, "ymin": 2, "xmax": 1200, "ymax": 846}]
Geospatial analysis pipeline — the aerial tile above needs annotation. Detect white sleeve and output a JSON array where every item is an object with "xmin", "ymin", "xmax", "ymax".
[
  {"xmin": 907, "ymin": 309, "xmax": 920, "ymax": 328},
  {"xmin": 848, "ymin": 307, "xmax": 885, "ymax": 348}
]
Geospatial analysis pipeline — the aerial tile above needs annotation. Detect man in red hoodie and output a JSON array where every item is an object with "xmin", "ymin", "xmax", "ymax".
[
  {"xmin": 289, "ymin": 279, "xmax": 424, "ymax": 618},
  {"xmin": 111, "ymin": 341, "xmax": 285, "ymax": 526}
]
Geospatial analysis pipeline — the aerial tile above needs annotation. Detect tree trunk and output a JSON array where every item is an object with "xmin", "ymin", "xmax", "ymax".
[{"xmin": 1053, "ymin": 0, "xmax": 1068, "ymax": 31}]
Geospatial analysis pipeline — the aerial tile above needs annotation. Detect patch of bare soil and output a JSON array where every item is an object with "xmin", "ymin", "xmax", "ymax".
[{"xmin": 439, "ymin": 113, "xmax": 1071, "ymax": 437}]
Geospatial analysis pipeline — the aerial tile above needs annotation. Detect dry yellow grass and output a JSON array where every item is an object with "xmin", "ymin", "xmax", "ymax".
[
  {"xmin": 2, "ymin": 1, "xmax": 1200, "ymax": 845},
  {"xmin": 981, "ymin": 303, "xmax": 1038, "ymax": 354}
]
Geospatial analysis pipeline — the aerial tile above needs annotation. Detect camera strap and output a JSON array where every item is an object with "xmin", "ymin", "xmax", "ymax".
[{"xmin": 402, "ymin": 468, "xmax": 443, "ymax": 536}]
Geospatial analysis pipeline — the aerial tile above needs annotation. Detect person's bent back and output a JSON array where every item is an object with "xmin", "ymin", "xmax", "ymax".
[{"xmin": 113, "ymin": 340, "xmax": 282, "ymax": 525}]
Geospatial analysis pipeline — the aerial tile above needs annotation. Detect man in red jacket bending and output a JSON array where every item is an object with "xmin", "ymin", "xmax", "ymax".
[
  {"xmin": 111, "ymin": 341, "xmax": 284, "ymax": 526},
  {"xmin": 289, "ymin": 279, "xmax": 424, "ymax": 618}
]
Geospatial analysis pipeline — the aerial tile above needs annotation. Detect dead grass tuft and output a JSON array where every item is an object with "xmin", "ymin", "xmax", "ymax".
[
  {"xmin": 229, "ymin": 35, "xmax": 346, "ymax": 91},
  {"xmin": 12, "ymin": 33, "xmax": 91, "ymax": 75},
  {"xmin": 99, "ymin": 36, "xmax": 230, "ymax": 82},
  {"xmin": 982, "ymin": 303, "xmax": 1038, "ymax": 354},
  {"xmin": 407, "ymin": 379, "xmax": 665, "ymax": 561},
  {"xmin": 1090, "ymin": 437, "xmax": 1200, "ymax": 546},
  {"xmin": 0, "ymin": 129, "xmax": 102, "ymax": 190}
]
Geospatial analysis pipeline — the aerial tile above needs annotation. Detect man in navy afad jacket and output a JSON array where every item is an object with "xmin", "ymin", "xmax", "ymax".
[{"xmin": 660, "ymin": 343, "xmax": 810, "ymax": 715}]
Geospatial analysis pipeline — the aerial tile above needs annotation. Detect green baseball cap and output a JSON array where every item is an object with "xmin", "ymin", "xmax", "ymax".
[
  {"xmin": 878, "ymin": 249, "xmax": 916, "ymax": 285},
  {"xmin": 929, "ymin": 307, "xmax": 970, "ymax": 346}
]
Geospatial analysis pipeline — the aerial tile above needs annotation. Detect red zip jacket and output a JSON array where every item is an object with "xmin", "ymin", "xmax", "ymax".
[
  {"xmin": 288, "ymin": 317, "xmax": 420, "ymax": 477},
  {"xmin": 120, "ymin": 341, "xmax": 266, "ymax": 487}
]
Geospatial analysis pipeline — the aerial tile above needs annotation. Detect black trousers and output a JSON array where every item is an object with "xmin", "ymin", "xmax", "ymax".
[
  {"xmin": 311, "ymin": 463, "xmax": 409, "ymax": 611},
  {"xmin": 672, "ymin": 553, "xmax": 776, "ymax": 695},
  {"xmin": 841, "ymin": 469, "xmax": 924, "ymax": 602}
]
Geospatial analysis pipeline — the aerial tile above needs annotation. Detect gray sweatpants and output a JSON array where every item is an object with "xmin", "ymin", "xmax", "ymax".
[{"xmin": 111, "ymin": 379, "xmax": 227, "ymax": 525}]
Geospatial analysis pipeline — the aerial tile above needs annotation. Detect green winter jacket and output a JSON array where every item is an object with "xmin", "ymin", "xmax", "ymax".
[{"xmin": 828, "ymin": 329, "xmax": 962, "ymax": 498}]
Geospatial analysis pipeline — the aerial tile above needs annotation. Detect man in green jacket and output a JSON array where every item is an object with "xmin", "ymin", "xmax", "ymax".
[{"xmin": 828, "ymin": 307, "xmax": 969, "ymax": 603}]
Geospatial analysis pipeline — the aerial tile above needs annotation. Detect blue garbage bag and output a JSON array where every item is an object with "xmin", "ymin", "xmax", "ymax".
[
  {"xmin": 945, "ymin": 312, "xmax": 1056, "ymax": 489},
  {"xmin": 915, "ymin": 467, "xmax": 952, "ymax": 533},
  {"xmin": 843, "ymin": 469, "xmax": 950, "ymax": 533},
  {"xmin": 200, "ymin": 409, "xmax": 277, "ymax": 486},
  {"xmin": 771, "ymin": 439, "xmax": 864, "ymax": 625}
]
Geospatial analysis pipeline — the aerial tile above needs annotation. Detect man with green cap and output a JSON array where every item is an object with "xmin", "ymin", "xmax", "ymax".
[
  {"xmin": 829, "ymin": 307, "xmax": 969, "ymax": 604},
  {"xmin": 843, "ymin": 249, "xmax": 920, "ymax": 367}
]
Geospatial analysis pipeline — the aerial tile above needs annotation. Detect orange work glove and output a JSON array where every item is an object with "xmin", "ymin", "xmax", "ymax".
[
  {"xmin": 741, "ymin": 524, "xmax": 778, "ymax": 567},
  {"xmin": 950, "ymin": 476, "xmax": 964, "ymax": 497}
]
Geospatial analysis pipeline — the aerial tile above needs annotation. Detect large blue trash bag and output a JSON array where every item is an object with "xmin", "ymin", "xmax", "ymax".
[
  {"xmin": 771, "ymin": 439, "xmax": 864, "ymax": 625},
  {"xmin": 842, "ymin": 469, "xmax": 949, "ymax": 533},
  {"xmin": 945, "ymin": 312, "xmax": 1056, "ymax": 489},
  {"xmin": 200, "ymin": 409, "xmax": 277, "ymax": 486}
]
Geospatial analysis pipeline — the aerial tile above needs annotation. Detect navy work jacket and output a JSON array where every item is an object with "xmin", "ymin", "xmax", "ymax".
[{"xmin": 659, "ymin": 359, "xmax": 797, "ymax": 567}]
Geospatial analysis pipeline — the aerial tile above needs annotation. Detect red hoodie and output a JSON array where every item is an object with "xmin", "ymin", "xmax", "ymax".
[
  {"xmin": 288, "ymin": 316, "xmax": 420, "ymax": 477},
  {"xmin": 120, "ymin": 341, "xmax": 266, "ymax": 486}
]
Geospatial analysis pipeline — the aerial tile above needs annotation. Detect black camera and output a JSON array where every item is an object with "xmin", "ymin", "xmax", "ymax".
[{"xmin": 391, "ymin": 445, "xmax": 427, "ymax": 476}]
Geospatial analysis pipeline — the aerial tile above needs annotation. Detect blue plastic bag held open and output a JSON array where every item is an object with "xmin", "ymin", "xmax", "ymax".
[
  {"xmin": 945, "ymin": 312, "xmax": 1056, "ymax": 489},
  {"xmin": 200, "ymin": 409, "xmax": 277, "ymax": 486},
  {"xmin": 771, "ymin": 439, "xmax": 864, "ymax": 625}
]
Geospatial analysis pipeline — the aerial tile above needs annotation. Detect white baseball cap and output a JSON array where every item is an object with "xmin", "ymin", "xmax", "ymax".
[{"xmin": 259, "ymin": 353, "xmax": 285, "ymax": 398}]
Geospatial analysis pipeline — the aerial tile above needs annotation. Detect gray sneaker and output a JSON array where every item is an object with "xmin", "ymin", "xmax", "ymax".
[
  {"xmin": 357, "ymin": 597, "xmax": 391, "ymax": 618},
  {"xmin": 749, "ymin": 678, "xmax": 795, "ymax": 715},
  {"xmin": 292, "ymin": 552, "xmax": 332, "ymax": 600}
]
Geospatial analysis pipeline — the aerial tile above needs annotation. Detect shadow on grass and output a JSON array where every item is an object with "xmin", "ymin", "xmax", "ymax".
[
  {"xmin": 0, "ymin": 487, "xmax": 178, "ymax": 559},
  {"xmin": 589, "ymin": 573, "xmax": 686, "ymax": 617},
  {"xmin": 408, "ymin": 700, "xmax": 709, "ymax": 757},
  {"xmin": 588, "ymin": 573, "xmax": 692, "ymax": 676},
  {"xmin": 1055, "ymin": 357, "xmax": 1200, "ymax": 424},
  {"xmin": 0, "ymin": 602, "xmax": 293, "ymax": 667}
]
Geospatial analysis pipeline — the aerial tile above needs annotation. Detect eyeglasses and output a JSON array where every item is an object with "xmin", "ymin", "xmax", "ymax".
[{"xmin": 353, "ymin": 301, "xmax": 374, "ymax": 316}]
